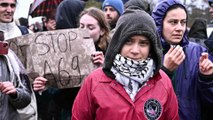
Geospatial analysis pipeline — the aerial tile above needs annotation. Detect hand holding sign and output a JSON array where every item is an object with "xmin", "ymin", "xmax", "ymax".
[{"xmin": 7, "ymin": 28, "xmax": 97, "ymax": 88}]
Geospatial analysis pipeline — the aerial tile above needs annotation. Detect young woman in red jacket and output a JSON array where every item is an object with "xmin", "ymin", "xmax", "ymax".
[{"xmin": 72, "ymin": 8, "xmax": 179, "ymax": 120}]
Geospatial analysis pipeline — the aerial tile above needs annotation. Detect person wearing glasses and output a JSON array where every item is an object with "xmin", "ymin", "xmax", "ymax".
[{"xmin": 0, "ymin": 0, "xmax": 37, "ymax": 120}]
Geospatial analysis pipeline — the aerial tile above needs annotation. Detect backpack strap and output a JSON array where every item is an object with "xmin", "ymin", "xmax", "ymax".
[{"xmin": 18, "ymin": 26, "xmax": 29, "ymax": 35}]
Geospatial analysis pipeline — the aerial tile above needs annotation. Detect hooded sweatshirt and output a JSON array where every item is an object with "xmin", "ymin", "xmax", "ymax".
[
  {"xmin": 37, "ymin": 1, "xmax": 85, "ymax": 119},
  {"xmin": 55, "ymin": 0, "xmax": 85, "ymax": 29},
  {"xmin": 103, "ymin": 9, "xmax": 162, "ymax": 79},
  {"xmin": 152, "ymin": 0, "xmax": 213, "ymax": 119},
  {"xmin": 188, "ymin": 18, "xmax": 207, "ymax": 39},
  {"xmin": 188, "ymin": 18, "xmax": 208, "ymax": 48},
  {"xmin": 124, "ymin": 0, "xmax": 152, "ymax": 15},
  {"xmin": 36, "ymin": 1, "xmax": 85, "ymax": 119},
  {"xmin": 72, "ymin": 8, "xmax": 179, "ymax": 120}
]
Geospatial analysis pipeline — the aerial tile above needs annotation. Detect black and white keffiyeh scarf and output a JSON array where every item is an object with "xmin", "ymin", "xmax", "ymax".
[{"xmin": 111, "ymin": 54, "xmax": 155, "ymax": 101}]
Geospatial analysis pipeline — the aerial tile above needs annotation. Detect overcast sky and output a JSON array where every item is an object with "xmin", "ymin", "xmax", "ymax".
[
  {"xmin": 14, "ymin": 0, "xmax": 209, "ymax": 20},
  {"xmin": 14, "ymin": 0, "xmax": 33, "ymax": 19}
]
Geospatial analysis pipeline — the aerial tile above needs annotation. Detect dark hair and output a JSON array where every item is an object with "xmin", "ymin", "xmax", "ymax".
[
  {"xmin": 46, "ymin": 9, "xmax": 56, "ymax": 21},
  {"xmin": 163, "ymin": 4, "xmax": 188, "ymax": 21},
  {"xmin": 18, "ymin": 17, "xmax": 29, "ymax": 28},
  {"xmin": 209, "ymin": 1, "xmax": 213, "ymax": 7},
  {"xmin": 80, "ymin": 7, "xmax": 110, "ymax": 53}
]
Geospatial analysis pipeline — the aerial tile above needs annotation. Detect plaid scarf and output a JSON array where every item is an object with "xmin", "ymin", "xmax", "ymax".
[{"xmin": 111, "ymin": 54, "xmax": 155, "ymax": 101}]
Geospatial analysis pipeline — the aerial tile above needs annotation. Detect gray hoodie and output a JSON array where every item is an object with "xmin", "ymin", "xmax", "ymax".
[{"xmin": 103, "ymin": 9, "xmax": 162, "ymax": 78}]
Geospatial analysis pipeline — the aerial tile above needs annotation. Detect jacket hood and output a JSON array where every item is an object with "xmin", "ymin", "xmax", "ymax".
[
  {"xmin": 103, "ymin": 9, "xmax": 162, "ymax": 78},
  {"xmin": 188, "ymin": 18, "xmax": 207, "ymax": 39},
  {"xmin": 152, "ymin": 0, "xmax": 189, "ymax": 50},
  {"xmin": 124, "ymin": 0, "xmax": 152, "ymax": 15},
  {"xmin": 56, "ymin": 0, "xmax": 85, "ymax": 29}
]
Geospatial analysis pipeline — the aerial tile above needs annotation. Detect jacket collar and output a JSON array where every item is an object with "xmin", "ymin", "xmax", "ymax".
[{"xmin": 0, "ymin": 21, "xmax": 17, "ymax": 34}]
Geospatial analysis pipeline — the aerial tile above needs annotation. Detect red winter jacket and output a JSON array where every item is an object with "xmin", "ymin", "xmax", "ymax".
[{"xmin": 72, "ymin": 68, "xmax": 179, "ymax": 120}]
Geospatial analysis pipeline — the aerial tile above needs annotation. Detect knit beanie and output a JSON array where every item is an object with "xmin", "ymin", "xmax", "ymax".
[{"xmin": 102, "ymin": 0, "xmax": 124, "ymax": 15}]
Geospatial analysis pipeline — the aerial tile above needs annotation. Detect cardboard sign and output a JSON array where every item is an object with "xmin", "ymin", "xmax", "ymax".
[{"xmin": 7, "ymin": 28, "xmax": 97, "ymax": 88}]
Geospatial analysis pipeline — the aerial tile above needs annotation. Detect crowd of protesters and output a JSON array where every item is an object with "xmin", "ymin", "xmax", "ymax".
[{"xmin": 0, "ymin": 0, "xmax": 213, "ymax": 120}]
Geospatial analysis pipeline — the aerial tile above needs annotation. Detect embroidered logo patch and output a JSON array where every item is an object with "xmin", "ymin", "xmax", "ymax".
[{"xmin": 144, "ymin": 99, "xmax": 162, "ymax": 120}]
